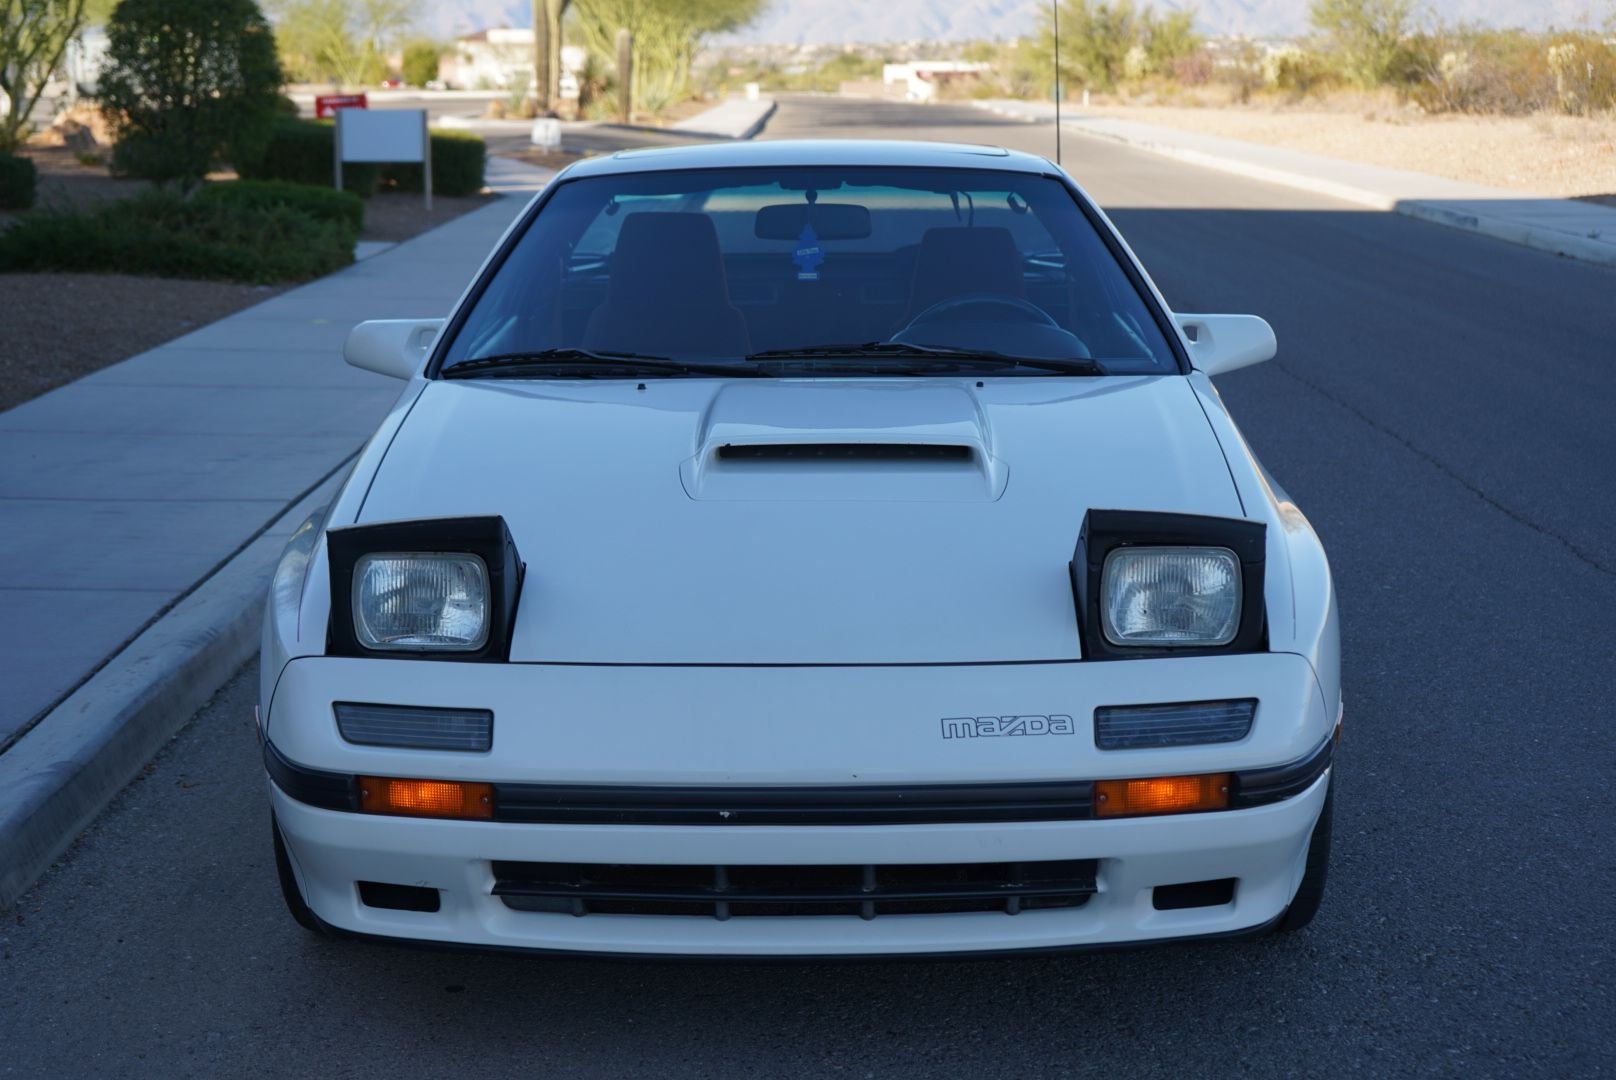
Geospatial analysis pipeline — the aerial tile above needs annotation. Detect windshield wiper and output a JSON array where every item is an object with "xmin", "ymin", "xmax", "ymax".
[
  {"xmin": 441, "ymin": 348, "xmax": 769, "ymax": 379},
  {"xmin": 745, "ymin": 342, "xmax": 1104, "ymax": 376}
]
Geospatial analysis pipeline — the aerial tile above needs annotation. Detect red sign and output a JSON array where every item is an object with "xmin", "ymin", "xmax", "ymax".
[{"xmin": 314, "ymin": 93, "xmax": 368, "ymax": 118}]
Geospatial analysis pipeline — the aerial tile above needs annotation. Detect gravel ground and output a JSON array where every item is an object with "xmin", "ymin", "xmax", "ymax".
[
  {"xmin": 0, "ymin": 148, "xmax": 499, "ymax": 413},
  {"xmin": 0, "ymin": 274, "xmax": 286, "ymax": 413},
  {"xmin": 358, "ymin": 191, "xmax": 501, "ymax": 242},
  {"xmin": 1079, "ymin": 103, "xmax": 1616, "ymax": 204}
]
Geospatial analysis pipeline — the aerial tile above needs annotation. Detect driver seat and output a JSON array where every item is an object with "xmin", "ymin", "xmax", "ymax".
[
  {"xmin": 905, "ymin": 227, "xmax": 1026, "ymax": 321},
  {"xmin": 583, "ymin": 212, "xmax": 752, "ymax": 357}
]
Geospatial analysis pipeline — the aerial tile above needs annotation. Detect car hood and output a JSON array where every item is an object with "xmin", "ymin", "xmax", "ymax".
[{"xmin": 358, "ymin": 376, "xmax": 1243, "ymax": 663}]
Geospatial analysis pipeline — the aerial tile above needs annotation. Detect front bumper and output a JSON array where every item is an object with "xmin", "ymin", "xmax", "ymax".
[
  {"xmin": 270, "ymin": 769, "xmax": 1328, "ymax": 957},
  {"xmin": 264, "ymin": 651, "xmax": 1334, "ymax": 956}
]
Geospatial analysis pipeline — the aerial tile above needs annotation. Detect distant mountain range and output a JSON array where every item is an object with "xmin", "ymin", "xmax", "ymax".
[{"xmin": 427, "ymin": 1, "xmax": 1612, "ymax": 43}]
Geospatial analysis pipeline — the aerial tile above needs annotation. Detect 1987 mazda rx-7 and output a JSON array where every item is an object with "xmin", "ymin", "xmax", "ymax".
[{"xmin": 260, "ymin": 140, "xmax": 1340, "ymax": 958}]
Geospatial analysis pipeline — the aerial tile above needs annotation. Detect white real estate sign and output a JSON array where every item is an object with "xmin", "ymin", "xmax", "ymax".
[{"xmin": 335, "ymin": 108, "xmax": 433, "ymax": 209}]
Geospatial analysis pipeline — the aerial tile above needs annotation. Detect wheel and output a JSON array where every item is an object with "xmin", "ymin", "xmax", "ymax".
[
  {"xmin": 272, "ymin": 814, "xmax": 327, "ymax": 936},
  {"xmin": 1274, "ymin": 778, "xmax": 1333, "ymax": 933}
]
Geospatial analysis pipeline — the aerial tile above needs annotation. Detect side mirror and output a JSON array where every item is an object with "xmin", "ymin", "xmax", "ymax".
[
  {"xmin": 343, "ymin": 319, "xmax": 445, "ymax": 380},
  {"xmin": 1175, "ymin": 314, "xmax": 1276, "ymax": 377}
]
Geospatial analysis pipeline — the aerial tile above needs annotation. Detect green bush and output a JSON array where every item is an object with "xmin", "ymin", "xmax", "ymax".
[
  {"xmin": 241, "ymin": 118, "xmax": 486, "ymax": 198},
  {"xmin": 0, "ymin": 190, "xmax": 353, "ymax": 283},
  {"xmin": 99, "ymin": 0, "xmax": 284, "ymax": 186},
  {"xmin": 198, "ymin": 179, "xmax": 364, "ymax": 232},
  {"xmin": 0, "ymin": 152, "xmax": 37, "ymax": 210},
  {"xmin": 379, "ymin": 129, "xmax": 487, "ymax": 197},
  {"xmin": 237, "ymin": 118, "xmax": 377, "ymax": 194}
]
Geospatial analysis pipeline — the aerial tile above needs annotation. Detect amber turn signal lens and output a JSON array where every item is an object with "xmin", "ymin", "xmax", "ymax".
[
  {"xmin": 1094, "ymin": 773, "xmax": 1230, "ymax": 818},
  {"xmin": 359, "ymin": 777, "xmax": 494, "ymax": 820}
]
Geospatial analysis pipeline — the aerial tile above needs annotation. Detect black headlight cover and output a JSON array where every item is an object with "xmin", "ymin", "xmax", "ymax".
[
  {"xmin": 1070, "ymin": 509, "xmax": 1267, "ymax": 660},
  {"xmin": 326, "ymin": 515, "xmax": 523, "ymax": 661}
]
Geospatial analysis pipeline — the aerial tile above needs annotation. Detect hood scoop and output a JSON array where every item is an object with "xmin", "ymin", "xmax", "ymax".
[
  {"xmin": 716, "ymin": 442, "xmax": 974, "ymax": 462},
  {"xmin": 681, "ymin": 383, "xmax": 1006, "ymax": 502}
]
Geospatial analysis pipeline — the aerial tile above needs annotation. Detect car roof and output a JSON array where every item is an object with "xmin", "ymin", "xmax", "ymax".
[{"xmin": 559, "ymin": 139, "xmax": 1059, "ymax": 179}]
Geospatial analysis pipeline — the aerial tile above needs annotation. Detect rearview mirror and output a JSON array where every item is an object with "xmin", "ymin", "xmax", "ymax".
[
  {"xmin": 1175, "ymin": 314, "xmax": 1276, "ymax": 377},
  {"xmin": 755, "ymin": 203, "xmax": 872, "ymax": 241},
  {"xmin": 343, "ymin": 318, "xmax": 445, "ymax": 380}
]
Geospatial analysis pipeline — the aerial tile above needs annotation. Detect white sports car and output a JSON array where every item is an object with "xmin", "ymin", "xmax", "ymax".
[{"xmin": 260, "ymin": 140, "xmax": 1340, "ymax": 958}]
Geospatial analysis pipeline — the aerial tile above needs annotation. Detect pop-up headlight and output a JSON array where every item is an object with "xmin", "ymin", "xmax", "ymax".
[
  {"xmin": 1072, "ymin": 510, "xmax": 1266, "ymax": 660},
  {"xmin": 327, "ymin": 516, "xmax": 522, "ymax": 661}
]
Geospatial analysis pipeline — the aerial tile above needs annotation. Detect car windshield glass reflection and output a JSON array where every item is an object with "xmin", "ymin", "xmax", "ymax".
[{"xmin": 440, "ymin": 166, "xmax": 1179, "ymax": 377}]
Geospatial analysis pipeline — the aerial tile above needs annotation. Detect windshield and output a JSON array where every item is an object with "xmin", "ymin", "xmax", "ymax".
[{"xmin": 439, "ymin": 165, "xmax": 1181, "ymax": 377}]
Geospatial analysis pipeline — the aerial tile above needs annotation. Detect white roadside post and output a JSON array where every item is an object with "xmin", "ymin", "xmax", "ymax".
[
  {"xmin": 530, "ymin": 117, "xmax": 561, "ymax": 152},
  {"xmin": 334, "ymin": 107, "xmax": 433, "ymax": 211}
]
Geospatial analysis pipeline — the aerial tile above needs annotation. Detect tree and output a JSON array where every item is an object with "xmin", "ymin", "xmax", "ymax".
[
  {"xmin": 1309, "ymin": 0, "xmax": 1415, "ymax": 87},
  {"xmin": 1037, "ymin": 0, "xmax": 1142, "ymax": 92},
  {"xmin": 1143, "ymin": 8, "xmax": 1202, "ymax": 74},
  {"xmin": 401, "ymin": 39, "xmax": 441, "ymax": 86},
  {"xmin": 0, "ymin": 0, "xmax": 90, "ymax": 153},
  {"xmin": 571, "ymin": 0, "xmax": 762, "ymax": 115},
  {"xmin": 272, "ymin": 0, "xmax": 417, "ymax": 87},
  {"xmin": 97, "ymin": 0, "xmax": 284, "ymax": 186}
]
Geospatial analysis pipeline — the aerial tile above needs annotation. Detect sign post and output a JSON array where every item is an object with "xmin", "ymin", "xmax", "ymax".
[{"xmin": 334, "ymin": 108, "xmax": 432, "ymax": 211}]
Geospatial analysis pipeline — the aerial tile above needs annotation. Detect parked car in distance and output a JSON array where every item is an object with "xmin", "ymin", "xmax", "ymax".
[{"xmin": 260, "ymin": 139, "xmax": 1340, "ymax": 959}]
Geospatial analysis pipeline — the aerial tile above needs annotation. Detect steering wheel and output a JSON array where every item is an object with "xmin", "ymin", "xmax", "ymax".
[{"xmin": 901, "ymin": 292, "xmax": 1057, "ymax": 332}]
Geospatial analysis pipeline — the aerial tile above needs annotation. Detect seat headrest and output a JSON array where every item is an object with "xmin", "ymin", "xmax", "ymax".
[
  {"xmin": 908, "ymin": 226, "xmax": 1025, "ymax": 317},
  {"xmin": 607, "ymin": 212, "xmax": 731, "ymax": 305}
]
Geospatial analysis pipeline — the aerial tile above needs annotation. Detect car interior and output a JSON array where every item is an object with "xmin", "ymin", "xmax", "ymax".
[{"xmin": 444, "ymin": 171, "xmax": 1177, "ymax": 374}]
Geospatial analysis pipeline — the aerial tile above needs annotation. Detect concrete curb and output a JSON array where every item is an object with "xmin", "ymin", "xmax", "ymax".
[
  {"xmin": 970, "ymin": 99, "xmax": 1616, "ymax": 270},
  {"xmin": 1391, "ymin": 199, "xmax": 1616, "ymax": 268},
  {"xmin": 729, "ymin": 99, "xmax": 778, "ymax": 141},
  {"xmin": 0, "ymin": 471, "xmax": 344, "ymax": 909},
  {"xmin": 670, "ymin": 97, "xmax": 778, "ymax": 140},
  {"xmin": 0, "ymin": 162, "xmax": 553, "ymax": 912}
]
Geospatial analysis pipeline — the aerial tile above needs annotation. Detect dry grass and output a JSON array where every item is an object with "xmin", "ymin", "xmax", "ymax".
[{"xmin": 1079, "ymin": 96, "xmax": 1616, "ymax": 202}]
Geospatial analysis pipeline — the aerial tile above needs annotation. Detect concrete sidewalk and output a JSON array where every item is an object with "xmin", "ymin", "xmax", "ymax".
[
  {"xmin": 975, "ymin": 99, "xmax": 1616, "ymax": 268},
  {"xmin": 670, "ymin": 95, "xmax": 778, "ymax": 139},
  {"xmin": 0, "ymin": 157, "xmax": 551, "ymax": 905},
  {"xmin": 436, "ymin": 95, "xmax": 776, "ymax": 142}
]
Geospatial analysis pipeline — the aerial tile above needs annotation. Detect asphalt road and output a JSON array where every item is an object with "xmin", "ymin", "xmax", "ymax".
[{"xmin": 3, "ymin": 96, "xmax": 1613, "ymax": 1078}]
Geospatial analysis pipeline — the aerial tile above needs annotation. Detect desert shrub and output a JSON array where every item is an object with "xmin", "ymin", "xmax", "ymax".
[
  {"xmin": 198, "ymin": 179, "xmax": 364, "ymax": 232},
  {"xmin": 98, "ymin": 0, "xmax": 284, "ymax": 187},
  {"xmin": 378, "ymin": 129, "xmax": 487, "ymax": 198},
  {"xmin": 0, "ymin": 190, "xmax": 353, "ymax": 283},
  {"xmin": 238, "ymin": 118, "xmax": 381, "ymax": 195},
  {"xmin": 1404, "ymin": 29, "xmax": 1614, "ymax": 115},
  {"xmin": 1546, "ymin": 34, "xmax": 1616, "ymax": 115},
  {"xmin": 1309, "ymin": 0, "xmax": 1416, "ymax": 88},
  {"xmin": 1172, "ymin": 51, "xmax": 1215, "ymax": 86},
  {"xmin": 0, "ymin": 152, "xmax": 37, "ymax": 210},
  {"xmin": 1263, "ymin": 45, "xmax": 1335, "ymax": 97}
]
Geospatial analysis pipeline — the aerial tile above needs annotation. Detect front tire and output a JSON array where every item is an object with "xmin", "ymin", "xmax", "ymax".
[
  {"xmin": 1274, "ymin": 778, "xmax": 1333, "ymax": 933},
  {"xmin": 272, "ymin": 814, "xmax": 327, "ymax": 936}
]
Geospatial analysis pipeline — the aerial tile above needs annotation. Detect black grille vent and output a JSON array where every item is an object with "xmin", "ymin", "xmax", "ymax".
[
  {"xmin": 492, "ymin": 860, "xmax": 1097, "ymax": 920},
  {"xmin": 717, "ymin": 443, "xmax": 972, "ymax": 462}
]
